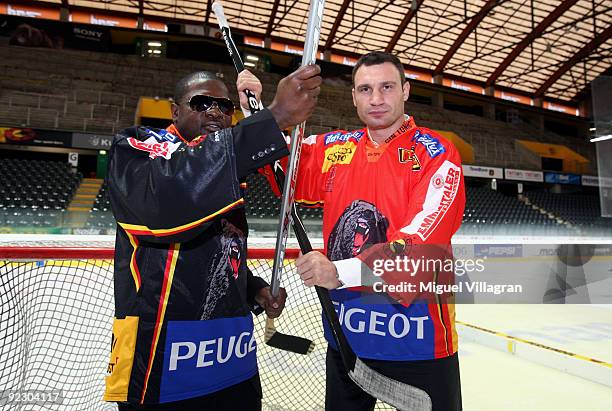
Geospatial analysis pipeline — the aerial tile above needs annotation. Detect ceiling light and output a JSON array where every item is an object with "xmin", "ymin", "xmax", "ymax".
[
  {"xmin": 589, "ymin": 127, "xmax": 596, "ymax": 131},
  {"xmin": 147, "ymin": 41, "xmax": 162, "ymax": 47},
  {"xmin": 153, "ymin": 50, "xmax": 161, "ymax": 54},
  {"xmin": 244, "ymin": 61, "xmax": 256, "ymax": 67},
  {"xmin": 246, "ymin": 55, "xmax": 259, "ymax": 61},
  {"xmin": 590, "ymin": 135, "xmax": 612, "ymax": 143}
]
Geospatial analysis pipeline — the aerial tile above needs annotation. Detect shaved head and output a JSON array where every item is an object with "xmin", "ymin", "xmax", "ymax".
[
  {"xmin": 174, "ymin": 71, "xmax": 226, "ymax": 103},
  {"xmin": 171, "ymin": 71, "xmax": 233, "ymax": 140}
]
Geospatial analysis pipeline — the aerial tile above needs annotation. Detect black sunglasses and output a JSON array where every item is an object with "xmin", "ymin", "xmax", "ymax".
[{"xmin": 185, "ymin": 94, "xmax": 235, "ymax": 116}]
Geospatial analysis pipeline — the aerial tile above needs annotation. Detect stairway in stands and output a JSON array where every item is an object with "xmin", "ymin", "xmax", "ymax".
[{"xmin": 64, "ymin": 178, "xmax": 103, "ymax": 227}]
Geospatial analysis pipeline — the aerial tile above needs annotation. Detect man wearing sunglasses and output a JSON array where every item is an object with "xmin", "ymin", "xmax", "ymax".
[{"xmin": 105, "ymin": 65, "xmax": 321, "ymax": 410}]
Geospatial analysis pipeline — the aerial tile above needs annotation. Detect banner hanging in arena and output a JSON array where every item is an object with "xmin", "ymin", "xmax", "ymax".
[
  {"xmin": 505, "ymin": 168, "xmax": 544, "ymax": 182},
  {"xmin": 463, "ymin": 165, "xmax": 503, "ymax": 179},
  {"xmin": 544, "ymin": 172, "xmax": 581, "ymax": 185},
  {"xmin": 72, "ymin": 133, "xmax": 114, "ymax": 150},
  {"xmin": 0, "ymin": 127, "xmax": 71, "ymax": 147},
  {"xmin": 0, "ymin": 2, "xmax": 60, "ymax": 20},
  {"xmin": 0, "ymin": 15, "xmax": 110, "ymax": 51}
]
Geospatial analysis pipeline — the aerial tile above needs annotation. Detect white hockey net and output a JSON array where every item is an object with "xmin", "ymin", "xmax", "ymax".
[
  {"xmin": 0, "ymin": 237, "xmax": 328, "ymax": 411},
  {"xmin": 0, "ymin": 236, "xmax": 397, "ymax": 411}
]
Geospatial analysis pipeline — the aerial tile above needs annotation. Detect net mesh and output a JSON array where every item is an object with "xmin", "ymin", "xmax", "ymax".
[
  {"xmin": 0, "ymin": 257, "xmax": 114, "ymax": 410},
  {"xmin": 0, "ymin": 241, "xmax": 392, "ymax": 411}
]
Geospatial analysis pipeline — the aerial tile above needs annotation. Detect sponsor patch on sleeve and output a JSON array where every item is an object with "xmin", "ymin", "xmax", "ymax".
[
  {"xmin": 411, "ymin": 130, "xmax": 445, "ymax": 158},
  {"xmin": 141, "ymin": 127, "xmax": 180, "ymax": 143},
  {"xmin": 324, "ymin": 130, "xmax": 364, "ymax": 145}
]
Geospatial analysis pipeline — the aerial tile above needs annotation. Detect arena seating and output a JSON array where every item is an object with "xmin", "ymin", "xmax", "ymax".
[
  {"xmin": 244, "ymin": 173, "xmax": 324, "ymax": 221},
  {"xmin": 0, "ymin": 44, "xmax": 595, "ymax": 171},
  {"xmin": 0, "ymin": 158, "xmax": 81, "ymax": 228},
  {"xmin": 525, "ymin": 189, "xmax": 612, "ymax": 237},
  {"xmin": 2, "ymin": 155, "xmax": 609, "ymax": 238},
  {"xmin": 458, "ymin": 184, "xmax": 576, "ymax": 236},
  {"xmin": 83, "ymin": 181, "xmax": 115, "ymax": 230}
]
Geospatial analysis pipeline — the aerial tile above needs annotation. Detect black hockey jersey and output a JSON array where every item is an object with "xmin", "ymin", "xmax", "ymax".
[{"xmin": 104, "ymin": 109, "xmax": 288, "ymax": 404}]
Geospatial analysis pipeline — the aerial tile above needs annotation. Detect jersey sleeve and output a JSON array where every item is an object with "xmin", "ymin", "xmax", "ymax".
[
  {"xmin": 108, "ymin": 109, "xmax": 288, "ymax": 244},
  {"xmin": 293, "ymin": 133, "xmax": 329, "ymax": 208},
  {"xmin": 392, "ymin": 130, "xmax": 465, "ymax": 245}
]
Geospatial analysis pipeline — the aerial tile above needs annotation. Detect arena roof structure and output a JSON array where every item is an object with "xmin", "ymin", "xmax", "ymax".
[{"xmin": 10, "ymin": 0, "xmax": 612, "ymax": 103}]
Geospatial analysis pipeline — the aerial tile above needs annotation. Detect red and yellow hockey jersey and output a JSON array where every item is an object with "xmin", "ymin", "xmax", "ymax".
[{"xmin": 295, "ymin": 116, "xmax": 465, "ymax": 361}]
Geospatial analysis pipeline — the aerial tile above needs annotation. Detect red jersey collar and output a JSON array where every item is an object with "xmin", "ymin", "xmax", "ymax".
[
  {"xmin": 365, "ymin": 115, "xmax": 416, "ymax": 148},
  {"xmin": 166, "ymin": 124, "xmax": 207, "ymax": 146}
]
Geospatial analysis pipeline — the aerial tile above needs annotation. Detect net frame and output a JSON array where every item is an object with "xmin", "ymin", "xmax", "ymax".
[{"xmin": 0, "ymin": 240, "xmax": 323, "ymax": 411}]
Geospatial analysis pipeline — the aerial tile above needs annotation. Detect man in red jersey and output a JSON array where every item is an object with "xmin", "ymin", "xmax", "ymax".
[{"xmin": 294, "ymin": 52, "xmax": 464, "ymax": 411}]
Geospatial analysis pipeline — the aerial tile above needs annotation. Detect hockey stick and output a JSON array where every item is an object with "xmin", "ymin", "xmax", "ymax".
[
  {"xmin": 212, "ymin": 1, "xmax": 314, "ymax": 356},
  {"xmin": 214, "ymin": 2, "xmax": 432, "ymax": 409},
  {"xmin": 274, "ymin": 169, "xmax": 432, "ymax": 411}
]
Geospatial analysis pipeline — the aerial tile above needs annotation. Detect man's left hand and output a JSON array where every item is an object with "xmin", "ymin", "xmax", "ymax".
[
  {"xmin": 236, "ymin": 69, "xmax": 263, "ymax": 111},
  {"xmin": 254, "ymin": 286, "xmax": 287, "ymax": 318},
  {"xmin": 296, "ymin": 251, "xmax": 342, "ymax": 289}
]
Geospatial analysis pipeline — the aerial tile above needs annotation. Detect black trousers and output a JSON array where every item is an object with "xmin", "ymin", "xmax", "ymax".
[
  {"xmin": 117, "ymin": 374, "xmax": 262, "ymax": 411},
  {"xmin": 326, "ymin": 348, "xmax": 462, "ymax": 411}
]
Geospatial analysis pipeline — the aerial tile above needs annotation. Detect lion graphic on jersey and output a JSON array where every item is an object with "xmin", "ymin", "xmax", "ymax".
[
  {"xmin": 327, "ymin": 200, "xmax": 389, "ymax": 261},
  {"xmin": 199, "ymin": 219, "xmax": 244, "ymax": 320}
]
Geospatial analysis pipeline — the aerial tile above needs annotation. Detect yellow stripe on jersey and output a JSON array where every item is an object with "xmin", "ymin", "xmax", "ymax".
[
  {"xmin": 448, "ymin": 302, "xmax": 458, "ymax": 353},
  {"xmin": 125, "ymin": 231, "xmax": 142, "ymax": 291},
  {"xmin": 118, "ymin": 198, "xmax": 244, "ymax": 237},
  {"xmin": 295, "ymin": 198, "xmax": 324, "ymax": 207}
]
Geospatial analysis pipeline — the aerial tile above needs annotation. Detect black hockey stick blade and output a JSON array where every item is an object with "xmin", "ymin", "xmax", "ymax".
[{"xmin": 264, "ymin": 318, "xmax": 315, "ymax": 355}]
